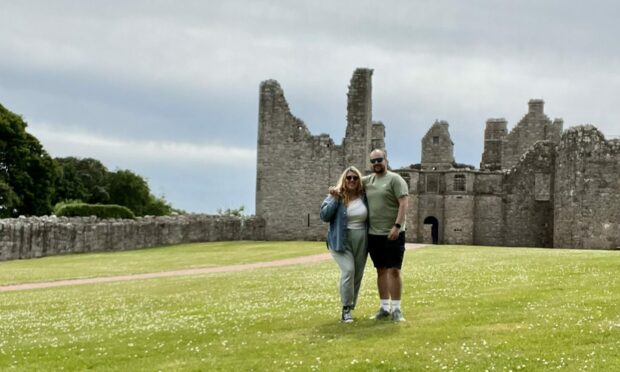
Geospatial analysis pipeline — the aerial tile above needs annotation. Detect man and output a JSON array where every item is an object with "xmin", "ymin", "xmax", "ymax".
[{"xmin": 363, "ymin": 149, "xmax": 409, "ymax": 322}]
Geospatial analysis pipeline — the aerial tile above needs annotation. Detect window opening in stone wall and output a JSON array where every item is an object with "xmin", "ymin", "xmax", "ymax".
[
  {"xmin": 307, "ymin": 213, "xmax": 310, "ymax": 227},
  {"xmin": 426, "ymin": 174, "xmax": 439, "ymax": 193},
  {"xmin": 433, "ymin": 136, "xmax": 439, "ymax": 144},
  {"xmin": 454, "ymin": 174, "xmax": 466, "ymax": 191}
]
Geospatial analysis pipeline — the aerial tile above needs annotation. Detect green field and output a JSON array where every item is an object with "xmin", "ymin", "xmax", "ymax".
[
  {"xmin": 0, "ymin": 241, "xmax": 322, "ymax": 286},
  {"xmin": 1, "ymin": 243, "xmax": 619, "ymax": 371}
]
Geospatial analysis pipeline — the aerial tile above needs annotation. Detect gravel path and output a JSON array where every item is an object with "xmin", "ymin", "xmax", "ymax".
[{"xmin": 0, "ymin": 243, "xmax": 428, "ymax": 292}]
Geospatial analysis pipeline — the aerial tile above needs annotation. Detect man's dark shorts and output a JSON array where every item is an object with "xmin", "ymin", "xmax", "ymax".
[{"xmin": 368, "ymin": 232, "xmax": 406, "ymax": 269}]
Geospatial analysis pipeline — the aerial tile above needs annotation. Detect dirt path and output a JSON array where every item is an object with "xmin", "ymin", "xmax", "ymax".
[{"xmin": 0, "ymin": 243, "xmax": 428, "ymax": 292}]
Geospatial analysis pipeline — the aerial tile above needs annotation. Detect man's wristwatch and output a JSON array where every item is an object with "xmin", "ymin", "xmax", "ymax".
[{"xmin": 394, "ymin": 223, "xmax": 401, "ymax": 229}]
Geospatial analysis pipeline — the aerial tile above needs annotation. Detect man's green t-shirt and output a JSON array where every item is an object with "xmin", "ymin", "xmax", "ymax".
[{"xmin": 363, "ymin": 171, "xmax": 409, "ymax": 235}]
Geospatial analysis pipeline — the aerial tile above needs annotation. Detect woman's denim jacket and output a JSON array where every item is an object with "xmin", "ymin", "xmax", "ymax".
[{"xmin": 319, "ymin": 194, "xmax": 368, "ymax": 252}]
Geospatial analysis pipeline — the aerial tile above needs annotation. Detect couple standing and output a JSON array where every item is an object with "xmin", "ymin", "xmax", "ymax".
[{"xmin": 320, "ymin": 149, "xmax": 409, "ymax": 323}]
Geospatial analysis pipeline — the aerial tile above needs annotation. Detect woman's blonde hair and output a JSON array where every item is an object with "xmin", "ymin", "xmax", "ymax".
[{"xmin": 335, "ymin": 166, "xmax": 364, "ymax": 206}]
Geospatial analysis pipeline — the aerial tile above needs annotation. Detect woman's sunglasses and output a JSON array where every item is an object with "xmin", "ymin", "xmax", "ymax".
[{"xmin": 346, "ymin": 176, "xmax": 359, "ymax": 181}]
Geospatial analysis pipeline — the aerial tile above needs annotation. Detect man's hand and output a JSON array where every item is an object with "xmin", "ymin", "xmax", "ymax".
[{"xmin": 388, "ymin": 226, "xmax": 399, "ymax": 240}]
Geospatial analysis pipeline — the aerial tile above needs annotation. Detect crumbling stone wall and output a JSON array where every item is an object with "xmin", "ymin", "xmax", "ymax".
[
  {"xmin": 371, "ymin": 121, "xmax": 386, "ymax": 152},
  {"xmin": 344, "ymin": 69, "xmax": 374, "ymax": 173},
  {"xmin": 0, "ymin": 215, "xmax": 266, "ymax": 261},
  {"xmin": 503, "ymin": 141, "xmax": 556, "ymax": 247},
  {"xmin": 501, "ymin": 100, "xmax": 563, "ymax": 169},
  {"xmin": 256, "ymin": 68, "xmax": 384, "ymax": 240},
  {"xmin": 554, "ymin": 126, "xmax": 620, "ymax": 249},
  {"xmin": 480, "ymin": 119, "xmax": 507, "ymax": 170},
  {"xmin": 256, "ymin": 68, "xmax": 618, "ymax": 250},
  {"xmin": 421, "ymin": 120, "xmax": 454, "ymax": 170},
  {"xmin": 256, "ymin": 80, "xmax": 342, "ymax": 240},
  {"xmin": 473, "ymin": 173, "xmax": 504, "ymax": 246}
]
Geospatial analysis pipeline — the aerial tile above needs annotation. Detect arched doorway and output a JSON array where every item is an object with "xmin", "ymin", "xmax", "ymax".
[{"xmin": 423, "ymin": 216, "xmax": 439, "ymax": 244}]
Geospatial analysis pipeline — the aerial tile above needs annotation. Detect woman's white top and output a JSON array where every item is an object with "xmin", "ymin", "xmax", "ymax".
[{"xmin": 346, "ymin": 198, "xmax": 367, "ymax": 230}]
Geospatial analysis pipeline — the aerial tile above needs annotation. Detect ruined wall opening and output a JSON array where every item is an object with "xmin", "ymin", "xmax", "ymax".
[{"xmin": 423, "ymin": 216, "xmax": 439, "ymax": 244}]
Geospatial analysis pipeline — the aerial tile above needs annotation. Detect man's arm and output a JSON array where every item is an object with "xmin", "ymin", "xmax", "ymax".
[{"xmin": 388, "ymin": 195, "xmax": 409, "ymax": 240}]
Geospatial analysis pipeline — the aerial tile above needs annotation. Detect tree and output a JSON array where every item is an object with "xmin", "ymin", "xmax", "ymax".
[
  {"xmin": 107, "ymin": 169, "xmax": 151, "ymax": 216},
  {"xmin": 143, "ymin": 194, "xmax": 174, "ymax": 216},
  {"xmin": 53, "ymin": 157, "xmax": 110, "ymax": 205},
  {"xmin": 0, "ymin": 104, "xmax": 56, "ymax": 216},
  {"xmin": 54, "ymin": 158, "xmax": 175, "ymax": 216},
  {"xmin": 1, "ymin": 103, "xmax": 177, "ymax": 217},
  {"xmin": 0, "ymin": 179, "xmax": 19, "ymax": 217}
]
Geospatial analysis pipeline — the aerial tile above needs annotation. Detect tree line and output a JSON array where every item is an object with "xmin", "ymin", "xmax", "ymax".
[{"xmin": 0, "ymin": 103, "xmax": 176, "ymax": 218}]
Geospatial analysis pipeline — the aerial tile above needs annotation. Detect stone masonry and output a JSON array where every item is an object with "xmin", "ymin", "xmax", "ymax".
[
  {"xmin": 256, "ymin": 68, "xmax": 384, "ymax": 240},
  {"xmin": 0, "ymin": 215, "xmax": 265, "ymax": 261},
  {"xmin": 256, "ymin": 68, "xmax": 620, "ymax": 249}
]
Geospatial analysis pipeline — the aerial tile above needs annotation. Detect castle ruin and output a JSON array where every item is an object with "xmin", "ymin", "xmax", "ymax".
[{"xmin": 256, "ymin": 68, "xmax": 620, "ymax": 249}]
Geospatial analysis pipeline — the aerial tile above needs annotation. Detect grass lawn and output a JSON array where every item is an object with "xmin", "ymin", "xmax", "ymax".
[
  {"xmin": 0, "ymin": 241, "xmax": 324, "ymax": 286},
  {"xmin": 1, "ymin": 244, "xmax": 619, "ymax": 371}
]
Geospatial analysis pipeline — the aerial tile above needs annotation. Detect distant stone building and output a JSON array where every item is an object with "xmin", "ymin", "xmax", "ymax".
[{"xmin": 256, "ymin": 68, "xmax": 620, "ymax": 249}]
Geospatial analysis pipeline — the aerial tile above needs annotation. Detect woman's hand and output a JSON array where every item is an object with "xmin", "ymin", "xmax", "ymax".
[{"xmin": 328, "ymin": 186, "xmax": 340, "ymax": 197}]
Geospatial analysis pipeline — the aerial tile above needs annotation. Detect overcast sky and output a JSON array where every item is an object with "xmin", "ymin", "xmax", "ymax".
[{"xmin": 1, "ymin": 1, "xmax": 619, "ymax": 214}]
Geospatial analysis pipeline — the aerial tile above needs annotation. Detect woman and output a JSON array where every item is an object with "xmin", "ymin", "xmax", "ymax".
[{"xmin": 320, "ymin": 166, "xmax": 368, "ymax": 323}]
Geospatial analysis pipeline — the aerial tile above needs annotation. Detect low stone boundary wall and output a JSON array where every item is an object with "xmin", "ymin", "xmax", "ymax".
[{"xmin": 0, "ymin": 215, "xmax": 266, "ymax": 261}]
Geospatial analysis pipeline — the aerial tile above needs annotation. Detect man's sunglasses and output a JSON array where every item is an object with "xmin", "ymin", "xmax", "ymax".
[
  {"xmin": 370, "ymin": 158, "xmax": 384, "ymax": 164},
  {"xmin": 346, "ymin": 176, "xmax": 359, "ymax": 181}
]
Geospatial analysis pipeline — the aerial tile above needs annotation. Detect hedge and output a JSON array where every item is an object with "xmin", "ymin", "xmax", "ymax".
[{"xmin": 54, "ymin": 203, "xmax": 135, "ymax": 219}]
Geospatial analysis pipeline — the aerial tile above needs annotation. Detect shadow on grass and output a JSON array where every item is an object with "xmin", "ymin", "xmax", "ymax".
[{"xmin": 312, "ymin": 317, "xmax": 406, "ymax": 340}]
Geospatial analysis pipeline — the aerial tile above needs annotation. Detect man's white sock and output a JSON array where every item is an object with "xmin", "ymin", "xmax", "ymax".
[
  {"xmin": 392, "ymin": 300, "xmax": 401, "ymax": 310},
  {"xmin": 380, "ymin": 299, "xmax": 390, "ymax": 311}
]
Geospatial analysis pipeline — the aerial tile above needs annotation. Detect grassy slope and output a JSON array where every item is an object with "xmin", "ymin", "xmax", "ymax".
[
  {"xmin": 0, "ymin": 241, "xmax": 324, "ymax": 286},
  {"xmin": 0, "ymin": 245, "xmax": 618, "ymax": 371}
]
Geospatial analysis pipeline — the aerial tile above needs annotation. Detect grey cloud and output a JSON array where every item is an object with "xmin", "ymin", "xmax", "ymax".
[{"xmin": 1, "ymin": 1, "xmax": 620, "ymax": 213}]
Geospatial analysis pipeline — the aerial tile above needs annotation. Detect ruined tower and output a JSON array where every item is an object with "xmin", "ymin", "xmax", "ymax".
[
  {"xmin": 256, "ymin": 68, "xmax": 619, "ymax": 249},
  {"xmin": 480, "ymin": 118, "xmax": 507, "ymax": 171},
  {"xmin": 421, "ymin": 120, "xmax": 454, "ymax": 170},
  {"xmin": 256, "ymin": 68, "xmax": 382, "ymax": 240},
  {"xmin": 343, "ymin": 69, "xmax": 374, "ymax": 173},
  {"xmin": 554, "ymin": 126, "xmax": 620, "ymax": 249}
]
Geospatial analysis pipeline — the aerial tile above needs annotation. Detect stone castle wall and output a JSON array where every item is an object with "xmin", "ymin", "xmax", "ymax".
[
  {"xmin": 502, "ymin": 141, "xmax": 556, "ymax": 247},
  {"xmin": 421, "ymin": 120, "xmax": 454, "ymax": 170},
  {"xmin": 501, "ymin": 100, "xmax": 563, "ymax": 169},
  {"xmin": 256, "ymin": 79, "xmax": 343, "ymax": 240},
  {"xmin": 0, "ymin": 215, "xmax": 265, "ymax": 261},
  {"xmin": 442, "ymin": 171, "xmax": 476, "ymax": 244},
  {"xmin": 344, "ymin": 69, "xmax": 374, "ymax": 173},
  {"xmin": 256, "ymin": 69, "xmax": 381, "ymax": 241},
  {"xmin": 256, "ymin": 68, "xmax": 619, "ymax": 250},
  {"xmin": 473, "ymin": 173, "xmax": 504, "ymax": 246},
  {"xmin": 554, "ymin": 126, "xmax": 620, "ymax": 249},
  {"xmin": 480, "ymin": 118, "xmax": 507, "ymax": 170}
]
